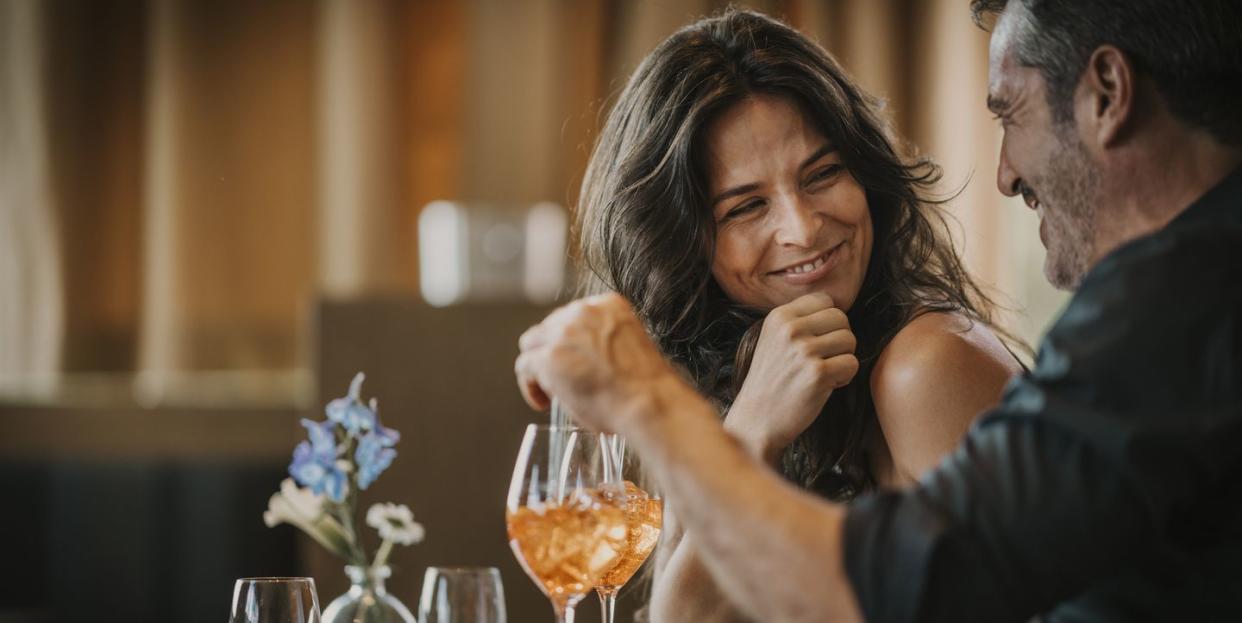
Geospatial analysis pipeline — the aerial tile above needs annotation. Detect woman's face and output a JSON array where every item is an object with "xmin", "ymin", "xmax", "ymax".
[{"xmin": 704, "ymin": 95, "xmax": 872, "ymax": 312}]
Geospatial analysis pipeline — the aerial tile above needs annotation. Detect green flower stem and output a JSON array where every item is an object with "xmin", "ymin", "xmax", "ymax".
[
  {"xmin": 335, "ymin": 499, "xmax": 367, "ymax": 567},
  {"xmin": 373, "ymin": 538, "xmax": 394, "ymax": 569},
  {"xmin": 322, "ymin": 428, "xmax": 367, "ymax": 567}
]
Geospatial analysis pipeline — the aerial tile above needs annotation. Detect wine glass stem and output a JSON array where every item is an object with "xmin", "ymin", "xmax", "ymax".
[
  {"xmin": 598, "ymin": 589, "xmax": 619, "ymax": 623},
  {"xmin": 553, "ymin": 600, "xmax": 577, "ymax": 623}
]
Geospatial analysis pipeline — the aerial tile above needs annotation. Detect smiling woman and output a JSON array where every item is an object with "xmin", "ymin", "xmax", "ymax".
[
  {"xmin": 573, "ymin": 8, "xmax": 1025, "ymax": 621},
  {"xmin": 577, "ymin": 6, "xmax": 1021, "ymax": 502},
  {"xmin": 705, "ymin": 95, "xmax": 872, "ymax": 313}
]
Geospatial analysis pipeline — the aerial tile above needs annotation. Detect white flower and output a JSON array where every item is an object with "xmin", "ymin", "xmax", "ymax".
[
  {"xmin": 267, "ymin": 478, "xmax": 326, "ymax": 526},
  {"xmin": 265, "ymin": 478, "xmax": 355, "ymax": 558},
  {"xmin": 366, "ymin": 502, "xmax": 425, "ymax": 545}
]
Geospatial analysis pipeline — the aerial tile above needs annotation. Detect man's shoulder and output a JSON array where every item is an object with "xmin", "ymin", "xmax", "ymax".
[
  {"xmin": 1057, "ymin": 220, "xmax": 1242, "ymax": 337},
  {"xmin": 1030, "ymin": 221, "xmax": 1242, "ymax": 407}
]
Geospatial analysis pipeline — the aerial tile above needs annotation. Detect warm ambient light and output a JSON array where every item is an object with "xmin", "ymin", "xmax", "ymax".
[
  {"xmin": 418, "ymin": 200, "xmax": 567, "ymax": 307},
  {"xmin": 525, "ymin": 202, "xmax": 567, "ymax": 304},
  {"xmin": 418, "ymin": 201, "xmax": 467, "ymax": 307}
]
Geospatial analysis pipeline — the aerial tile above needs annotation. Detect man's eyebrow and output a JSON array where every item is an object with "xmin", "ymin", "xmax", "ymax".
[{"xmin": 987, "ymin": 94, "xmax": 1009, "ymax": 114}]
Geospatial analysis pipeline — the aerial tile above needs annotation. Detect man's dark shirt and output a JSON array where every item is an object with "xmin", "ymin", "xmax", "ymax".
[{"xmin": 844, "ymin": 167, "xmax": 1242, "ymax": 622}]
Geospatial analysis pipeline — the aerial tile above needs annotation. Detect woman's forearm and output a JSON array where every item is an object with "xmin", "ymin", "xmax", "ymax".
[
  {"xmin": 650, "ymin": 527, "xmax": 752, "ymax": 622},
  {"xmin": 645, "ymin": 405, "xmax": 786, "ymax": 621}
]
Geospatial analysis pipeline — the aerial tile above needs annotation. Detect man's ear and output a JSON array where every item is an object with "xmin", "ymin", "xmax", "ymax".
[{"xmin": 1075, "ymin": 45, "xmax": 1136, "ymax": 148}]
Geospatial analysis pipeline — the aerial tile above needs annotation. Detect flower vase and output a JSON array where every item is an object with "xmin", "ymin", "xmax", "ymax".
[{"xmin": 322, "ymin": 565, "xmax": 416, "ymax": 623}]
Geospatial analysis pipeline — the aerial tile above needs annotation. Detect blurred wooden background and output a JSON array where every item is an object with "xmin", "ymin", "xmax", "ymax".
[{"xmin": 0, "ymin": 1, "xmax": 1068, "ymax": 620}]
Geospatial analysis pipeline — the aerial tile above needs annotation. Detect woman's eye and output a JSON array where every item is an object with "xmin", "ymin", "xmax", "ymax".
[
  {"xmin": 807, "ymin": 164, "xmax": 843, "ymax": 185},
  {"xmin": 723, "ymin": 200, "xmax": 762, "ymax": 221}
]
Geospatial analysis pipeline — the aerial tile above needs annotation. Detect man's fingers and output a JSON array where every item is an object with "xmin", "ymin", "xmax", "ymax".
[
  {"xmin": 520, "ymin": 301, "xmax": 585, "ymax": 354},
  {"xmin": 513, "ymin": 293, "xmax": 647, "ymax": 425},
  {"xmin": 514, "ymin": 352, "xmax": 553, "ymax": 411},
  {"xmin": 518, "ymin": 324, "xmax": 545, "ymax": 351},
  {"xmin": 584, "ymin": 291, "xmax": 632, "ymax": 312}
]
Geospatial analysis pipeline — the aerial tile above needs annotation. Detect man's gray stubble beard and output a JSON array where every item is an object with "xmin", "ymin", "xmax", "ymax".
[{"xmin": 1039, "ymin": 126, "xmax": 1099, "ymax": 291}]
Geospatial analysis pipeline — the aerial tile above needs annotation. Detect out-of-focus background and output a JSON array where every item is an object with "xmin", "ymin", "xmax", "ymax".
[{"xmin": 0, "ymin": 0, "xmax": 1066, "ymax": 621}]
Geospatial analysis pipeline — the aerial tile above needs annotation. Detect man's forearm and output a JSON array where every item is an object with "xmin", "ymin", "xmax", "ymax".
[{"xmin": 617, "ymin": 376, "xmax": 864, "ymax": 623}]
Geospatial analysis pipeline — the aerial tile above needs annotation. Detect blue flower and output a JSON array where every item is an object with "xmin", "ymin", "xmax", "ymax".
[
  {"xmin": 290, "ymin": 418, "xmax": 349, "ymax": 502},
  {"xmin": 325, "ymin": 373, "xmax": 376, "ymax": 435},
  {"xmin": 373, "ymin": 414, "xmax": 400, "ymax": 447},
  {"xmin": 325, "ymin": 398, "xmax": 376, "ymax": 435},
  {"xmin": 355, "ymin": 429, "xmax": 397, "ymax": 490}
]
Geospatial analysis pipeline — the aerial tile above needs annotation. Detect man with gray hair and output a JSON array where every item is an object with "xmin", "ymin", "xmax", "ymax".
[{"xmin": 515, "ymin": 1, "xmax": 1242, "ymax": 620}]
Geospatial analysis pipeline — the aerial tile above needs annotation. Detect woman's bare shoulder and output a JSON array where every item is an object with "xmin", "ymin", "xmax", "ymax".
[
  {"xmin": 876, "ymin": 311, "xmax": 1022, "ymax": 384},
  {"xmin": 868, "ymin": 311, "xmax": 1022, "ymax": 482}
]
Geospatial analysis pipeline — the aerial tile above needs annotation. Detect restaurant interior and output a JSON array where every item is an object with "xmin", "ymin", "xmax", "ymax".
[{"xmin": 0, "ymin": 0, "xmax": 1067, "ymax": 621}]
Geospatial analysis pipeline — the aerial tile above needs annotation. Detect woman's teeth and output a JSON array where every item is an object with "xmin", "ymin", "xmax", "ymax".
[{"xmin": 785, "ymin": 252, "xmax": 828, "ymax": 274}]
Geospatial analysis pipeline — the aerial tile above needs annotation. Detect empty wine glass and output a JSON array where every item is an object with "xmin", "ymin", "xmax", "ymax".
[
  {"xmin": 417, "ymin": 566, "xmax": 507, "ymax": 623},
  {"xmin": 229, "ymin": 577, "xmax": 321, "ymax": 623},
  {"xmin": 505, "ymin": 424, "xmax": 628, "ymax": 623}
]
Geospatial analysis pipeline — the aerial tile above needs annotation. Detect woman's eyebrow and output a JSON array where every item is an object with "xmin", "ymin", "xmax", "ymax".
[
  {"xmin": 799, "ymin": 143, "xmax": 837, "ymax": 171},
  {"xmin": 710, "ymin": 182, "xmax": 761, "ymax": 207},
  {"xmin": 711, "ymin": 143, "xmax": 839, "ymax": 206}
]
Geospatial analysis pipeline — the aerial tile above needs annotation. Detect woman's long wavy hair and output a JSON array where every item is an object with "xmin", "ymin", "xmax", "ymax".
[{"xmin": 577, "ymin": 9, "xmax": 1014, "ymax": 500}]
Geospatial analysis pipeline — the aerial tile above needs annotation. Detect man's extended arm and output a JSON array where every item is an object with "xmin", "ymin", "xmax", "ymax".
[
  {"xmin": 516, "ymin": 220, "xmax": 1242, "ymax": 620},
  {"xmin": 515, "ymin": 295, "xmax": 865, "ymax": 622},
  {"xmin": 616, "ymin": 373, "xmax": 864, "ymax": 623}
]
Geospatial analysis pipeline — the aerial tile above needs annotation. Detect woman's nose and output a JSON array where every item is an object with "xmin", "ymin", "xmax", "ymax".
[{"xmin": 772, "ymin": 195, "xmax": 821, "ymax": 248}]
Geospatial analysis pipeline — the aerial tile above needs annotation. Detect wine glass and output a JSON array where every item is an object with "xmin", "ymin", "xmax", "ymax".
[
  {"xmin": 229, "ymin": 577, "xmax": 322, "ymax": 623},
  {"xmin": 506, "ymin": 424, "xmax": 628, "ymax": 623},
  {"xmin": 417, "ymin": 566, "xmax": 507, "ymax": 623},
  {"xmin": 592, "ymin": 436, "xmax": 663, "ymax": 623}
]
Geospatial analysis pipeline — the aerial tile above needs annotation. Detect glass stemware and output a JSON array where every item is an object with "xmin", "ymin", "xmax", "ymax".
[
  {"xmin": 592, "ymin": 435, "xmax": 663, "ymax": 623},
  {"xmin": 417, "ymin": 566, "xmax": 507, "ymax": 623},
  {"xmin": 229, "ymin": 577, "xmax": 322, "ymax": 623},
  {"xmin": 505, "ymin": 424, "xmax": 628, "ymax": 623}
]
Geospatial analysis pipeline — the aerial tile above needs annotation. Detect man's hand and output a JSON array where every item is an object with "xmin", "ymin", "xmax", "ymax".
[
  {"xmin": 727, "ymin": 292, "xmax": 859, "ymax": 461},
  {"xmin": 516, "ymin": 292, "xmax": 865, "ymax": 623},
  {"xmin": 515, "ymin": 293, "xmax": 684, "ymax": 432}
]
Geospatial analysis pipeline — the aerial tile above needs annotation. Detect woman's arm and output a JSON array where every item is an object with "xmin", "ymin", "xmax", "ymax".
[
  {"xmin": 870, "ymin": 311, "xmax": 1021, "ymax": 486},
  {"xmin": 645, "ymin": 409, "xmax": 809, "ymax": 622},
  {"xmin": 649, "ymin": 516, "xmax": 754, "ymax": 622},
  {"xmin": 648, "ymin": 408, "xmax": 787, "ymax": 623},
  {"xmin": 648, "ymin": 311, "xmax": 1019, "ymax": 619},
  {"xmin": 649, "ymin": 292, "xmax": 855, "ymax": 621}
]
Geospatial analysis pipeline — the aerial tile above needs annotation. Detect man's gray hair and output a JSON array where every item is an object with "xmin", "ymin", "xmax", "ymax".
[{"xmin": 970, "ymin": 0, "xmax": 1242, "ymax": 144}]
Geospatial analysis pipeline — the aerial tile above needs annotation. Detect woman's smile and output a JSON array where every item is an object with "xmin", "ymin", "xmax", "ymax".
[{"xmin": 768, "ymin": 240, "xmax": 848, "ymax": 285}]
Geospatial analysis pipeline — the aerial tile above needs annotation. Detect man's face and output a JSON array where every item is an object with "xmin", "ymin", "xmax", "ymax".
[{"xmin": 987, "ymin": 6, "xmax": 1100, "ymax": 290}]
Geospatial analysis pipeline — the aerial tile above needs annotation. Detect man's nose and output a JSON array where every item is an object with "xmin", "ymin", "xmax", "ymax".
[
  {"xmin": 773, "ymin": 195, "xmax": 821, "ymax": 247},
  {"xmin": 997, "ymin": 146, "xmax": 1021, "ymax": 198}
]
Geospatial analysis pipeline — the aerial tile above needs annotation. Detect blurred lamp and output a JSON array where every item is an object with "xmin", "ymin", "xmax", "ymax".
[{"xmin": 418, "ymin": 201, "xmax": 567, "ymax": 307}]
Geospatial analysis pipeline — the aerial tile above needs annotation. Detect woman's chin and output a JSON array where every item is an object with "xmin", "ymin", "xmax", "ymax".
[{"xmin": 769, "ymin": 284, "xmax": 849, "ymax": 309}]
